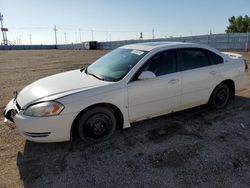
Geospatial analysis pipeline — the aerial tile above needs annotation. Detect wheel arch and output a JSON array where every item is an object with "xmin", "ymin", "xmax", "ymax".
[
  {"xmin": 219, "ymin": 79, "xmax": 235, "ymax": 99},
  {"xmin": 210, "ymin": 79, "xmax": 235, "ymax": 101},
  {"xmin": 70, "ymin": 103, "xmax": 124, "ymax": 140}
]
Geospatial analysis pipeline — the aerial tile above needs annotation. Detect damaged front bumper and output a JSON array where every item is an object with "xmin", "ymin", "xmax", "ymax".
[
  {"xmin": 3, "ymin": 97, "xmax": 73, "ymax": 142},
  {"xmin": 3, "ymin": 98, "xmax": 20, "ymax": 128}
]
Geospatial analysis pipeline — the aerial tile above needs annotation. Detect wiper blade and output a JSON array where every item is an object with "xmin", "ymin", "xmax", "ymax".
[
  {"xmin": 80, "ymin": 67, "xmax": 86, "ymax": 72},
  {"xmin": 88, "ymin": 72, "xmax": 104, "ymax": 81},
  {"xmin": 81, "ymin": 67, "xmax": 104, "ymax": 81}
]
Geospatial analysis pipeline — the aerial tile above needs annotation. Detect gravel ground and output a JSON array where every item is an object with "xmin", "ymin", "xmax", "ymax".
[{"xmin": 0, "ymin": 50, "xmax": 250, "ymax": 188}]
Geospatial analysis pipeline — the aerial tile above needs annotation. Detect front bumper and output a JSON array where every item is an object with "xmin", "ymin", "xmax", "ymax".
[
  {"xmin": 3, "ymin": 98, "xmax": 77, "ymax": 142},
  {"xmin": 3, "ymin": 98, "xmax": 20, "ymax": 127}
]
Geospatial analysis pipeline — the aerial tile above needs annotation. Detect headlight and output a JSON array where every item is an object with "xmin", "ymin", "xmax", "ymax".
[{"xmin": 23, "ymin": 101, "xmax": 64, "ymax": 117}]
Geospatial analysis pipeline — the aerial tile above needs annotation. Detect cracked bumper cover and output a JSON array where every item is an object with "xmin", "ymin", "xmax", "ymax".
[
  {"xmin": 3, "ymin": 98, "xmax": 76, "ymax": 142},
  {"xmin": 3, "ymin": 98, "xmax": 18, "ymax": 126}
]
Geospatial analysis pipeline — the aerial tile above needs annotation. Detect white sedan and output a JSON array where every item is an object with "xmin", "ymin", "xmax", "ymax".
[{"xmin": 3, "ymin": 42, "xmax": 248, "ymax": 143}]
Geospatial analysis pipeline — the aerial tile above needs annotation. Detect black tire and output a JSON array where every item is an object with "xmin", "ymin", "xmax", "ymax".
[
  {"xmin": 209, "ymin": 83, "xmax": 230, "ymax": 109},
  {"xmin": 77, "ymin": 106, "xmax": 117, "ymax": 143}
]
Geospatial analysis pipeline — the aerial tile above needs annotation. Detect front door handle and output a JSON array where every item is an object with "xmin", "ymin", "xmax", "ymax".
[{"xmin": 168, "ymin": 79, "xmax": 179, "ymax": 84}]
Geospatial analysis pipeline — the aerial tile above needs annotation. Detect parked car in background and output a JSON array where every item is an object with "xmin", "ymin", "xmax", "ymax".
[{"xmin": 3, "ymin": 42, "xmax": 248, "ymax": 143}]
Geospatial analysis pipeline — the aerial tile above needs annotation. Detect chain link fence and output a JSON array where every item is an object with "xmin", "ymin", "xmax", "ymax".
[
  {"xmin": 97, "ymin": 32, "xmax": 250, "ymax": 51},
  {"xmin": 0, "ymin": 32, "xmax": 249, "ymax": 51}
]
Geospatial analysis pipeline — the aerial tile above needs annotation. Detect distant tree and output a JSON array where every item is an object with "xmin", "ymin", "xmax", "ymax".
[{"xmin": 226, "ymin": 15, "xmax": 250, "ymax": 33}]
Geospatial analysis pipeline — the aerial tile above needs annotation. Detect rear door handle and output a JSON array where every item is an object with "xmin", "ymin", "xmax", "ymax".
[
  {"xmin": 210, "ymin": 70, "xmax": 217, "ymax": 75},
  {"xmin": 168, "ymin": 79, "xmax": 179, "ymax": 84}
]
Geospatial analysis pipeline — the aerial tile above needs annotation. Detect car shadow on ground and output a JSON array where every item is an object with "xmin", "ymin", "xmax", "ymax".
[{"xmin": 16, "ymin": 96, "xmax": 250, "ymax": 188}]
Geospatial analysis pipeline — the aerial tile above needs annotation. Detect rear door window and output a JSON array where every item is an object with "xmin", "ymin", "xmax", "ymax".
[
  {"xmin": 208, "ymin": 51, "xmax": 224, "ymax": 64},
  {"xmin": 180, "ymin": 48, "xmax": 212, "ymax": 71}
]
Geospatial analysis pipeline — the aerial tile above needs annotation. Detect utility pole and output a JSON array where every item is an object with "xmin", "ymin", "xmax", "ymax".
[
  {"xmin": 64, "ymin": 32, "xmax": 67, "ymax": 44},
  {"xmin": 0, "ymin": 13, "xmax": 5, "ymax": 44},
  {"xmin": 54, "ymin": 25, "xmax": 58, "ymax": 46},
  {"xmin": 209, "ymin": 29, "xmax": 212, "ymax": 35},
  {"xmin": 28, "ymin": 34, "xmax": 32, "ymax": 45},
  {"xmin": 152, "ymin": 28, "xmax": 155, "ymax": 40},
  {"xmin": 140, "ymin": 32, "xmax": 143, "ymax": 39},
  {"xmin": 75, "ymin": 31, "xmax": 77, "ymax": 43},
  {"xmin": 19, "ymin": 35, "xmax": 22, "ymax": 45},
  {"xmin": 91, "ymin": 29, "xmax": 94, "ymax": 41},
  {"xmin": 106, "ymin": 32, "xmax": 108, "ymax": 41},
  {"xmin": 79, "ymin": 29, "xmax": 82, "ymax": 42},
  {"xmin": 0, "ymin": 13, "xmax": 8, "ymax": 45}
]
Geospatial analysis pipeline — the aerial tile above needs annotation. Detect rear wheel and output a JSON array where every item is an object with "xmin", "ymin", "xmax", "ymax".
[
  {"xmin": 77, "ymin": 106, "xmax": 116, "ymax": 143},
  {"xmin": 209, "ymin": 83, "xmax": 230, "ymax": 109}
]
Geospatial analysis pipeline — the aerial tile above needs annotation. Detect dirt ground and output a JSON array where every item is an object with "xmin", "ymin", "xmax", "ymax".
[{"xmin": 0, "ymin": 50, "xmax": 250, "ymax": 188}]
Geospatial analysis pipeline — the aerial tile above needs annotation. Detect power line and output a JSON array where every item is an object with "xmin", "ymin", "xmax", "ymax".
[
  {"xmin": 7, "ymin": 25, "xmax": 173, "ymax": 34},
  {"xmin": 9, "ymin": 27, "xmax": 51, "ymax": 30},
  {"xmin": 7, "ymin": 26, "xmax": 172, "ymax": 39}
]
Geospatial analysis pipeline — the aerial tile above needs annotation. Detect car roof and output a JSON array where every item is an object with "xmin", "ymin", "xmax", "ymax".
[{"xmin": 120, "ymin": 41, "xmax": 203, "ymax": 51}]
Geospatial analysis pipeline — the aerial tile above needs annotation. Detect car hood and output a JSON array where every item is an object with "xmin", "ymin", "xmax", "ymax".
[{"xmin": 16, "ymin": 69, "xmax": 111, "ymax": 108}]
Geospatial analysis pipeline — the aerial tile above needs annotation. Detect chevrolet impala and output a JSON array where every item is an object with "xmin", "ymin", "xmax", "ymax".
[{"xmin": 3, "ymin": 42, "xmax": 248, "ymax": 143}]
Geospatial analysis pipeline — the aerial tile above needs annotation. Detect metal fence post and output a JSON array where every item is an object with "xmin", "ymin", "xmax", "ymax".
[
  {"xmin": 246, "ymin": 32, "xmax": 249, "ymax": 52},
  {"xmin": 226, "ymin": 33, "xmax": 229, "ymax": 51}
]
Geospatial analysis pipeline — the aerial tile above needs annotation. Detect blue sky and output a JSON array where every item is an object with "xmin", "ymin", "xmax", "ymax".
[{"xmin": 1, "ymin": 0, "xmax": 250, "ymax": 44}]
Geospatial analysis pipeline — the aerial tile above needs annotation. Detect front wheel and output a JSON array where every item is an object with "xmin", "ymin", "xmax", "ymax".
[
  {"xmin": 209, "ymin": 83, "xmax": 230, "ymax": 109},
  {"xmin": 77, "ymin": 106, "xmax": 117, "ymax": 143}
]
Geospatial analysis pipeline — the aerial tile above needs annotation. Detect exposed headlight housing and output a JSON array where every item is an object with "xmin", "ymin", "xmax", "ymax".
[{"xmin": 23, "ymin": 101, "xmax": 64, "ymax": 117}]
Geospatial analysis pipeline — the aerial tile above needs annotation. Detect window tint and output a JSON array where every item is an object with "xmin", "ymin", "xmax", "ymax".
[
  {"xmin": 209, "ymin": 51, "xmax": 223, "ymax": 64},
  {"xmin": 143, "ymin": 50, "xmax": 177, "ymax": 76},
  {"xmin": 181, "ymin": 48, "xmax": 211, "ymax": 70}
]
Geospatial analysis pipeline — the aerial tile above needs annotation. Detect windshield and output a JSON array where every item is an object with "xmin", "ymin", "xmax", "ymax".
[{"xmin": 86, "ymin": 48, "xmax": 148, "ymax": 81}]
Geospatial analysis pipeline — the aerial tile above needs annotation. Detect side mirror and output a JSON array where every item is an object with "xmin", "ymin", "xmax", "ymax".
[{"xmin": 138, "ymin": 71, "xmax": 156, "ymax": 80}]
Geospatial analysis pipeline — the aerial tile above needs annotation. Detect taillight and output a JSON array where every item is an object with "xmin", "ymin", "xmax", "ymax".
[{"xmin": 244, "ymin": 59, "xmax": 248, "ymax": 71}]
